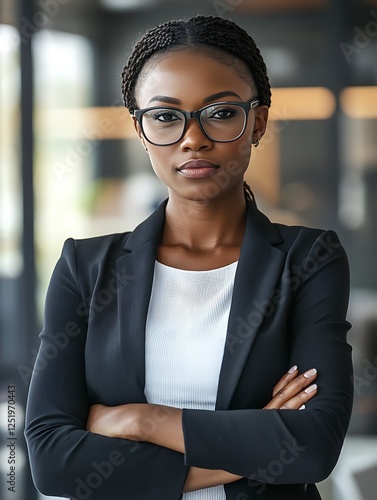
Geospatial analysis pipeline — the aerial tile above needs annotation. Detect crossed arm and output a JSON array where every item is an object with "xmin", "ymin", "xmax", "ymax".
[{"xmin": 86, "ymin": 365, "xmax": 318, "ymax": 492}]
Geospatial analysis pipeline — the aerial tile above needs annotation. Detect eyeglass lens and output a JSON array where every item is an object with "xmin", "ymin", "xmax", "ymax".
[{"xmin": 141, "ymin": 103, "xmax": 247, "ymax": 145}]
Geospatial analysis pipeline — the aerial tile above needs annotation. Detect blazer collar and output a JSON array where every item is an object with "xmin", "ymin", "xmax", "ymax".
[
  {"xmin": 123, "ymin": 198, "xmax": 283, "ymax": 252},
  {"xmin": 117, "ymin": 198, "xmax": 285, "ymax": 408},
  {"xmin": 123, "ymin": 199, "xmax": 168, "ymax": 253}
]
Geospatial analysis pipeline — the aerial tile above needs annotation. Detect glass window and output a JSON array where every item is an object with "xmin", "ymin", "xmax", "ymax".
[
  {"xmin": 0, "ymin": 24, "xmax": 22, "ymax": 278},
  {"xmin": 32, "ymin": 30, "xmax": 94, "ymax": 313}
]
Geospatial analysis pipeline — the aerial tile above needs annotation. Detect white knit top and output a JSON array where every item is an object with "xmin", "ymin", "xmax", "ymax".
[{"xmin": 144, "ymin": 260, "xmax": 238, "ymax": 500}]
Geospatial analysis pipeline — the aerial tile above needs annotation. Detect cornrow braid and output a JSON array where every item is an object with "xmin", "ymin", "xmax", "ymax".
[
  {"xmin": 121, "ymin": 15, "xmax": 270, "ymax": 204},
  {"xmin": 243, "ymin": 181, "xmax": 257, "ymax": 207},
  {"xmin": 122, "ymin": 15, "xmax": 271, "ymax": 114}
]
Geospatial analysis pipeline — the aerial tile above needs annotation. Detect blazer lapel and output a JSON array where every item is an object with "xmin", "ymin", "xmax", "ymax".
[
  {"xmin": 116, "ymin": 200, "xmax": 167, "ymax": 402},
  {"xmin": 215, "ymin": 203, "xmax": 286, "ymax": 410},
  {"xmin": 114, "ymin": 198, "xmax": 286, "ymax": 409}
]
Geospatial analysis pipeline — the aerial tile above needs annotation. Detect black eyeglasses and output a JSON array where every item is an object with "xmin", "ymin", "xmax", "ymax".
[{"xmin": 133, "ymin": 99, "xmax": 260, "ymax": 146}]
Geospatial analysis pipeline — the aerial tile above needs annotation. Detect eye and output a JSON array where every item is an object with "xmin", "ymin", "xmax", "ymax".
[
  {"xmin": 151, "ymin": 110, "xmax": 182, "ymax": 123},
  {"xmin": 207, "ymin": 106, "xmax": 238, "ymax": 120}
]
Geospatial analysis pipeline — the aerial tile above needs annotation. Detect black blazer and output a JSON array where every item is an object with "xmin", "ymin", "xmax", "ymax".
[{"xmin": 25, "ymin": 199, "xmax": 353, "ymax": 500}]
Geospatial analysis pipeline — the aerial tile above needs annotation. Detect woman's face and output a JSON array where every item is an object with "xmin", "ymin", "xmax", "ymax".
[{"xmin": 133, "ymin": 48, "xmax": 268, "ymax": 202}]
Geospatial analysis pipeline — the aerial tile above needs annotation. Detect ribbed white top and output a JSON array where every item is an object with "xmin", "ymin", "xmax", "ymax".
[{"xmin": 144, "ymin": 260, "xmax": 237, "ymax": 500}]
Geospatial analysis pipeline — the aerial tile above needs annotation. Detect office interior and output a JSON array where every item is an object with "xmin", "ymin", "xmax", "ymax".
[{"xmin": 1, "ymin": 0, "xmax": 377, "ymax": 498}]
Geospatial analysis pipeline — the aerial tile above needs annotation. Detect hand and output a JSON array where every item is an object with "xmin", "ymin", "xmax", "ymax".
[
  {"xmin": 263, "ymin": 366, "xmax": 318, "ymax": 410},
  {"xmin": 183, "ymin": 467, "xmax": 242, "ymax": 493}
]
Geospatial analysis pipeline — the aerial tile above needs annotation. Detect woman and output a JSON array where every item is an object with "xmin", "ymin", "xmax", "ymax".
[{"xmin": 25, "ymin": 15, "xmax": 353, "ymax": 499}]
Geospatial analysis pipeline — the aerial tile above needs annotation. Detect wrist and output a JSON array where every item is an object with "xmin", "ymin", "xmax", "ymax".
[
  {"xmin": 137, "ymin": 404, "xmax": 175, "ymax": 441},
  {"xmin": 184, "ymin": 467, "xmax": 243, "ymax": 492},
  {"xmin": 112, "ymin": 404, "xmax": 141, "ymax": 440}
]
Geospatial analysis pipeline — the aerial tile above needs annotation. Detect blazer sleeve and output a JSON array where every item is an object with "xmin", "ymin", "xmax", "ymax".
[
  {"xmin": 181, "ymin": 230, "xmax": 353, "ymax": 485},
  {"xmin": 24, "ymin": 239, "xmax": 188, "ymax": 500}
]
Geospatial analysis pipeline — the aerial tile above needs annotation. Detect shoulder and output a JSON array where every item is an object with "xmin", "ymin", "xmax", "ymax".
[
  {"xmin": 253, "ymin": 205, "xmax": 348, "ymax": 267},
  {"xmin": 273, "ymin": 222, "xmax": 345, "ymax": 259},
  {"xmin": 250, "ymin": 203, "xmax": 345, "ymax": 258},
  {"xmin": 269, "ymin": 221, "xmax": 349, "ymax": 285},
  {"xmin": 60, "ymin": 231, "xmax": 131, "ymax": 259},
  {"xmin": 57, "ymin": 232, "xmax": 132, "ymax": 278},
  {"xmin": 273, "ymin": 222, "xmax": 326, "ymax": 250},
  {"xmin": 52, "ymin": 232, "xmax": 134, "ymax": 298},
  {"xmin": 70, "ymin": 232, "xmax": 131, "ymax": 258}
]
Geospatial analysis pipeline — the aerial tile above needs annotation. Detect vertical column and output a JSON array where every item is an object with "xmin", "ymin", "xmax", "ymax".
[
  {"xmin": 17, "ymin": 0, "xmax": 38, "ymax": 498},
  {"xmin": 324, "ymin": 0, "xmax": 353, "ymax": 230},
  {"xmin": 18, "ymin": 0, "xmax": 37, "ymax": 358}
]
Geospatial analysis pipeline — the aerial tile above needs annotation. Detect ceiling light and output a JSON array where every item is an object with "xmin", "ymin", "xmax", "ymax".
[{"xmin": 99, "ymin": 0, "xmax": 157, "ymax": 10}]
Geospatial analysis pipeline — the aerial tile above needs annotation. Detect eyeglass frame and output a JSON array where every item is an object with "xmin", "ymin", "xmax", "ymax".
[{"xmin": 132, "ymin": 99, "xmax": 260, "ymax": 146}]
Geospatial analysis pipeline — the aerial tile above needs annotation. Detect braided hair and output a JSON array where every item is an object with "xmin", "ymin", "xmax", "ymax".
[{"xmin": 121, "ymin": 15, "xmax": 271, "ymax": 204}]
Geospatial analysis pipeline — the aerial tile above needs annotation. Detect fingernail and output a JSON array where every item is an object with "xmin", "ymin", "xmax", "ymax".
[
  {"xmin": 304, "ymin": 368, "xmax": 317, "ymax": 378},
  {"xmin": 288, "ymin": 365, "xmax": 298, "ymax": 374},
  {"xmin": 299, "ymin": 404, "xmax": 306, "ymax": 410},
  {"xmin": 305, "ymin": 384, "xmax": 317, "ymax": 394}
]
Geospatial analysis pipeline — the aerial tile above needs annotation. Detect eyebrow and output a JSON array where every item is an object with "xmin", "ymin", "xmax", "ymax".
[
  {"xmin": 147, "ymin": 95, "xmax": 181, "ymax": 105},
  {"xmin": 203, "ymin": 91, "xmax": 242, "ymax": 103},
  {"xmin": 146, "ymin": 90, "xmax": 242, "ymax": 106}
]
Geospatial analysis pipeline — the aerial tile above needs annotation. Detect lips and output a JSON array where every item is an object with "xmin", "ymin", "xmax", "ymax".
[{"xmin": 177, "ymin": 159, "xmax": 219, "ymax": 179}]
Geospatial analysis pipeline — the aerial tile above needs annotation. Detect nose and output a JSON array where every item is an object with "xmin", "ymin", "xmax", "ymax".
[{"xmin": 179, "ymin": 118, "xmax": 213, "ymax": 151}]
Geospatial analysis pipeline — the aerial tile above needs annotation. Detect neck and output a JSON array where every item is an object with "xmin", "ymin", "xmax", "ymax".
[{"xmin": 162, "ymin": 185, "xmax": 248, "ymax": 252}]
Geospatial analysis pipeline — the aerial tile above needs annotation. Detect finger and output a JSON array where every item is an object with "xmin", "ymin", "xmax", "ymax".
[
  {"xmin": 272, "ymin": 365, "xmax": 298, "ymax": 397},
  {"xmin": 264, "ymin": 368, "xmax": 317, "ymax": 409},
  {"xmin": 278, "ymin": 384, "xmax": 317, "ymax": 410}
]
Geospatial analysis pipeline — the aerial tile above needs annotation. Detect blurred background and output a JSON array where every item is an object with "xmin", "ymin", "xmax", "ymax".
[{"xmin": 1, "ymin": 0, "xmax": 377, "ymax": 498}]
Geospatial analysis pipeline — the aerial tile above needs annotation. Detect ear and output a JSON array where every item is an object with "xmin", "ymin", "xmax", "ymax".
[
  {"xmin": 252, "ymin": 105, "xmax": 269, "ymax": 143},
  {"xmin": 132, "ymin": 116, "xmax": 148, "ymax": 150}
]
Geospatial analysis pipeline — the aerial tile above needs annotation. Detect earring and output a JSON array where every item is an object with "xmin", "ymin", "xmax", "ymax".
[
  {"xmin": 144, "ymin": 146, "xmax": 148, "ymax": 153},
  {"xmin": 253, "ymin": 139, "xmax": 260, "ymax": 148}
]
